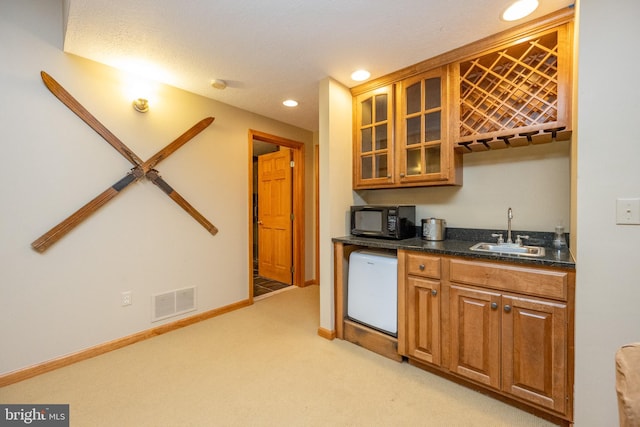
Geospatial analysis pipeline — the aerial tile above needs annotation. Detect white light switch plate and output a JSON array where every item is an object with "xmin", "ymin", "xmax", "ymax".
[{"xmin": 616, "ymin": 198, "xmax": 640, "ymax": 225}]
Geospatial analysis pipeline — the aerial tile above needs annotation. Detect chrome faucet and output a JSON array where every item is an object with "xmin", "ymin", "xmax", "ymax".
[
  {"xmin": 492, "ymin": 207, "xmax": 529, "ymax": 246},
  {"xmin": 507, "ymin": 207, "xmax": 513, "ymax": 244}
]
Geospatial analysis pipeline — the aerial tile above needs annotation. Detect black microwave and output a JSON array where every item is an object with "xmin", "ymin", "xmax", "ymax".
[{"xmin": 350, "ymin": 205, "xmax": 416, "ymax": 240}]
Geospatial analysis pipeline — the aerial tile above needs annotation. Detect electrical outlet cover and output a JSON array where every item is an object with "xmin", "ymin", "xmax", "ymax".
[
  {"xmin": 121, "ymin": 291, "xmax": 132, "ymax": 306},
  {"xmin": 616, "ymin": 198, "xmax": 640, "ymax": 225}
]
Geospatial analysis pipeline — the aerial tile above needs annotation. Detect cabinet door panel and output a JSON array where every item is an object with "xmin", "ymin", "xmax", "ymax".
[
  {"xmin": 449, "ymin": 285, "xmax": 501, "ymax": 389},
  {"xmin": 407, "ymin": 277, "xmax": 441, "ymax": 365},
  {"xmin": 397, "ymin": 67, "xmax": 450, "ymax": 184},
  {"xmin": 353, "ymin": 87, "xmax": 394, "ymax": 188},
  {"xmin": 502, "ymin": 295, "xmax": 567, "ymax": 413}
]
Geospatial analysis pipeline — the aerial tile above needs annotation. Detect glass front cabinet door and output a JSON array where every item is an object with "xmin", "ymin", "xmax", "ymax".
[
  {"xmin": 396, "ymin": 67, "xmax": 455, "ymax": 186},
  {"xmin": 353, "ymin": 86, "xmax": 394, "ymax": 189}
]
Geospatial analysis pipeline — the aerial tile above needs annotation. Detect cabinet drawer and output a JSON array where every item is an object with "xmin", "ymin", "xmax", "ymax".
[
  {"xmin": 449, "ymin": 259, "xmax": 568, "ymax": 300},
  {"xmin": 406, "ymin": 252, "xmax": 441, "ymax": 278}
]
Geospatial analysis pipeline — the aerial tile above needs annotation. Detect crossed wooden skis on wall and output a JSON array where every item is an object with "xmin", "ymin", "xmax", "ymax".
[{"xmin": 31, "ymin": 71, "xmax": 218, "ymax": 253}]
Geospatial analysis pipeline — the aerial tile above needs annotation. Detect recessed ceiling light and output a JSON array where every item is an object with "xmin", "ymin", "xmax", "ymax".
[
  {"xmin": 351, "ymin": 69, "xmax": 371, "ymax": 82},
  {"xmin": 283, "ymin": 99, "xmax": 298, "ymax": 107},
  {"xmin": 501, "ymin": 0, "xmax": 539, "ymax": 21}
]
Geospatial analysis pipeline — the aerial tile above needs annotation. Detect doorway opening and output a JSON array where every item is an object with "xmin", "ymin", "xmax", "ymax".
[{"xmin": 249, "ymin": 130, "xmax": 305, "ymax": 301}]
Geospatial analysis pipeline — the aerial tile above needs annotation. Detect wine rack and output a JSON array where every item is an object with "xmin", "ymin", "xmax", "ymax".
[{"xmin": 456, "ymin": 26, "xmax": 572, "ymax": 152}]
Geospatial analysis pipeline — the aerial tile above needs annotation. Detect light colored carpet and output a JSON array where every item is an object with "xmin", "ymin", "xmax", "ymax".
[{"xmin": 0, "ymin": 285, "xmax": 556, "ymax": 426}]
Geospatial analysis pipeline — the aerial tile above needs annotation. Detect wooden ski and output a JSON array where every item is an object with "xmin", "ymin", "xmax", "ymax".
[
  {"xmin": 33, "ymin": 71, "xmax": 218, "ymax": 252},
  {"xmin": 146, "ymin": 170, "xmax": 218, "ymax": 235},
  {"xmin": 41, "ymin": 71, "xmax": 214, "ymax": 174},
  {"xmin": 32, "ymin": 117, "xmax": 215, "ymax": 251},
  {"xmin": 31, "ymin": 173, "xmax": 138, "ymax": 252},
  {"xmin": 139, "ymin": 117, "xmax": 214, "ymax": 174},
  {"xmin": 41, "ymin": 71, "xmax": 143, "ymax": 166}
]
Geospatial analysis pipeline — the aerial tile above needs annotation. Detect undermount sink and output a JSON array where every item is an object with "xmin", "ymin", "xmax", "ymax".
[{"xmin": 469, "ymin": 242, "xmax": 546, "ymax": 257}]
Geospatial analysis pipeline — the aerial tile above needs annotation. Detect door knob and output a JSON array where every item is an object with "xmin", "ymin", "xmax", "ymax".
[
  {"xmin": 491, "ymin": 302, "xmax": 498, "ymax": 310},
  {"xmin": 504, "ymin": 304, "xmax": 512, "ymax": 313},
  {"xmin": 431, "ymin": 289, "xmax": 437, "ymax": 296}
]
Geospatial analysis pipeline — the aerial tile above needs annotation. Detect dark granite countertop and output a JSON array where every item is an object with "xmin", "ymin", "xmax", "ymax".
[{"xmin": 332, "ymin": 227, "xmax": 575, "ymax": 269}]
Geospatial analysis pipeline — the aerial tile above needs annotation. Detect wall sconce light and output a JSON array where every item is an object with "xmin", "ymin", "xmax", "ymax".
[{"xmin": 132, "ymin": 98, "xmax": 149, "ymax": 113}]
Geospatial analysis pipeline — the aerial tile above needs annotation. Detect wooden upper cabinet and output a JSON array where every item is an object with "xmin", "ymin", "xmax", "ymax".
[
  {"xmin": 454, "ymin": 22, "xmax": 573, "ymax": 152},
  {"xmin": 396, "ymin": 67, "xmax": 460, "ymax": 186},
  {"xmin": 352, "ymin": 70, "xmax": 462, "ymax": 190},
  {"xmin": 350, "ymin": 9, "xmax": 574, "ymax": 173},
  {"xmin": 353, "ymin": 86, "xmax": 394, "ymax": 189}
]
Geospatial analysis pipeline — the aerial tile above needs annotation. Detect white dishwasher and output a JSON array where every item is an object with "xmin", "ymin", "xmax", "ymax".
[{"xmin": 347, "ymin": 249, "xmax": 398, "ymax": 337}]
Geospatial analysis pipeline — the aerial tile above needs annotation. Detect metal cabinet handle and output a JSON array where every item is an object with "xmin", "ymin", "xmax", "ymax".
[
  {"xmin": 491, "ymin": 302, "xmax": 498, "ymax": 310},
  {"xmin": 431, "ymin": 289, "xmax": 437, "ymax": 296},
  {"xmin": 400, "ymin": 173, "xmax": 405, "ymax": 178},
  {"xmin": 419, "ymin": 264, "xmax": 425, "ymax": 271},
  {"xmin": 504, "ymin": 304, "xmax": 512, "ymax": 313}
]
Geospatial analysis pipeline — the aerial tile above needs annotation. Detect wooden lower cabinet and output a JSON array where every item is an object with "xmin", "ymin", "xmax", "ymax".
[
  {"xmin": 501, "ymin": 294, "xmax": 568, "ymax": 414},
  {"xmin": 402, "ymin": 251, "xmax": 442, "ymax": 366},
  {"xmin": 401, "ymin": 251, "xmax": 574, "ymax": 423},
  {"xmin": 406, "ymin": 276, "xmax": 441, "ymax": 365},
  {"xmin": 449, "ymin": 284, "xmax": 501, "ymax": 388},
  {"xmin": 449, "ymin": 284, "xmax": 568, "ymax": 414}
]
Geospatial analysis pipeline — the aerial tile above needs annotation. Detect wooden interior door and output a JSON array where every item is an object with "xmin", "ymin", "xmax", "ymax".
[{"xmin": 257, "ymin": 147, "xmax": 292, "ymax": 284}]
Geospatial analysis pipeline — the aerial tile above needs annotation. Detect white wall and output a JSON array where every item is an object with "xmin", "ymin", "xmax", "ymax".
[
  {"xmin": 0, "ymin": 0, "xmax": 313, "ymax": 375},
  {"xmin": 574, "ymin": 0, "xmax": 640, "ymax": 425},
  {"xmin": 318, "ymin": 78, "xmax": 353, "ymax": 331},
  {"xmin": 358, "ymin": 141, "xmax": 571, "ymax": 232}
]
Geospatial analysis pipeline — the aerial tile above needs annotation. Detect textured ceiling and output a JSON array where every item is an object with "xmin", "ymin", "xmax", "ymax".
[{"xmin": 63, "ymin": 0, "xmax": 574, "ymax": 132}]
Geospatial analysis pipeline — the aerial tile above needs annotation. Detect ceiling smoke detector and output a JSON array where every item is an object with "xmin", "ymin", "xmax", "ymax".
[{"xmin": 211, "ymin": 79, "xmax": 227, "ymax": 90}]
